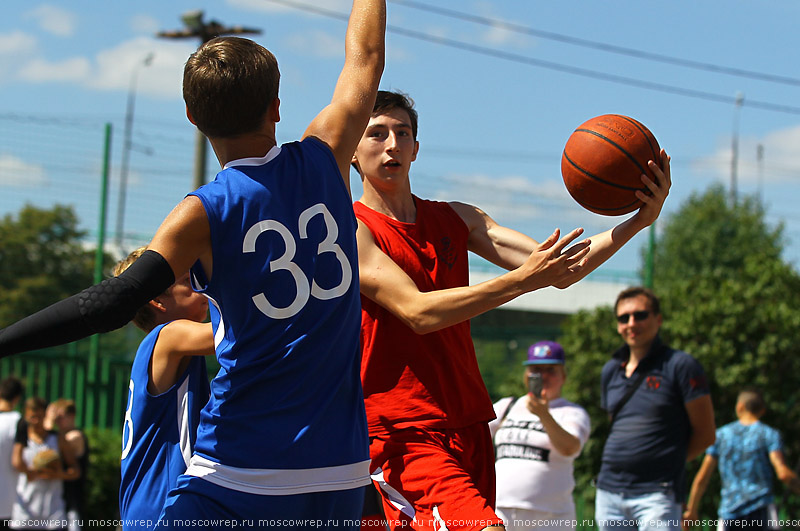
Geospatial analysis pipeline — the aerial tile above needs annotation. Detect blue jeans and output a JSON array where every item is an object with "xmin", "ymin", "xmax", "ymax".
[{"xmin": 595, "ymin": 488, "xmax": 681, "ymax": 531}]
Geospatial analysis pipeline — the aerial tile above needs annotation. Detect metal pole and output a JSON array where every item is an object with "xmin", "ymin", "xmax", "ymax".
[
  {"xmin": 730, "ymin": 92, "xmax": 744, "ymax": 207},
  {"xmin": 157, "ymin": 11, "xmax": 260, "ymax": 191},
  {"xmin": 756, "ymin": 144, "xmax": 764, "ymax": 204},
  {"xmin": 115, "ymin": 54, "xmax": 153, "ymax": 254},
  {"xmin": 644, "ymin": 223, "xmax": 655, "ymax": 289},
  {"xmin": 88, "ymin": 122, "xmax": 113, "ymax": 429},
  {"xmin": 193, "ymin": 130, "xmax": 208, "ymax": 190}
]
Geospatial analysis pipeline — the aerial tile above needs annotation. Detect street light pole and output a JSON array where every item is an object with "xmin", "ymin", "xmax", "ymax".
[
  {"xmin": 730, "ymin": 92, "xmax": 744, "ymax": 207},
  {"xmin": 115, "ymin": 53, "xmax": 154, "ymax": 255},
  {"xmin": 157, "ymin": 11, "xmax": 261, "ymax": 191}
]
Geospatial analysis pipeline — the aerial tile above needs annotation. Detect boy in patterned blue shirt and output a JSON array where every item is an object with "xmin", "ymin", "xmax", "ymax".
[{"xmin": 684, "ymin": 389, "xmax": 800, "ymax": 530}]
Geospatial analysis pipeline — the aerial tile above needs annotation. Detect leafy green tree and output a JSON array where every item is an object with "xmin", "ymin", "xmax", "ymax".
[
  {"xmin": 0, "ymin": 204, "xmax": 97, "ymax": 325},
  {"xmin": 559, "ymin": 184, "xmax": 800, "ymax": 518}
]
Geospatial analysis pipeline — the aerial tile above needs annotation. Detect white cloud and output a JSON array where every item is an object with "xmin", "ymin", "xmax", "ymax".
[
  {"xmin": 0, "ymin": 31, "xmax": 38, "ymax": 55},
  {"xmin": 87, "ymin": 37, "xmax": 194, "ymax": 100},
  {"xmin": 692, "ymin": 125, "xmax": 800, "ymax": 185},
  {"xmin": 0, "ymin": 154, "xmax": 47, "ymax": 187},
  {"xmin": 0, "ymin": 31, "xmax": 38, "ymax": 81},
  {"xmin": 286, "ymin": 30, "xmax": 344, "ymax": 58},
  {"xmin": 428, "ymin": 172, "xmax": 582, "ymax": 222},
  {"xmin": 130, "ymin": 14, "xmax": 160, "ymax": 35},
  {"xmin": 25, "ymin": 4, "xmax": 77, "ymax": 37},
  {"xmin": 18, "ymin": 56, "xmax": 91, "ymax": 82}
]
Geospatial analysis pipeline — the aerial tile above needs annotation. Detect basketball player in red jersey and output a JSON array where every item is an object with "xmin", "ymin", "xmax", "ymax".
[{"xmin": 351, "ymin": 91, "xmax": 671, "ymax": 531}]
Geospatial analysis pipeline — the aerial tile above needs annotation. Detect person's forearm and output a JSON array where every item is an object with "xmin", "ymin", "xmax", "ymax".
[
  {"xmin": 685, "ymin": 476, "xmax": 709, "ymax": 515},
  {"xmin": 392, "ymin": 269, "xmax": 530, "ymax": 334},
  {"xmin": 553, "ymin": 216, "xmax": 646, "ymax": 288},
  {"xmin": 537, "ymin": 411, "xmax": 581, "ymax": 456}
]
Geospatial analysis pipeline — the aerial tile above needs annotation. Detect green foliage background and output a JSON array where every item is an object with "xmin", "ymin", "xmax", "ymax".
[
  {"xmin": 5, "ymin": 186, "xmax": 800, "ymax": 523},
  {"xmin": 478, "ymin": 185, "xmax": 800, "ymax": 520}
]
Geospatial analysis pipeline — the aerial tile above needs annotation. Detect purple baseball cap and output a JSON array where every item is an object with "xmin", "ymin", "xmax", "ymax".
[{"xmin": 523, "ymin": 340, "xmax": 566, "ymax": 365}]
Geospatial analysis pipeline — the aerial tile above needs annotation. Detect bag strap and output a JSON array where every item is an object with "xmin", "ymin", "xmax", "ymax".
[
  {"xmin": 500, "ymin": 396, "xmax": 520, "ymax": 424},
  {"xmin": 493, "ymin": 396, "xmax": 521, "ymax": 460},
  {"xmin": 610, "ymin": 371, "xmax": 648, "ymax": 423}
]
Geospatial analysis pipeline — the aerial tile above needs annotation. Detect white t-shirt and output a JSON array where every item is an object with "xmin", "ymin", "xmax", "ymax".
[
  {"xmin": 0, "ymin": 410, "xmax": 22, "ymax": 517},
  {"xmin": 11, "ymin": 431, "xmax": 65, "ymax": 529},
  {"xmin": 490, "ymin": 396, "xmax": 591, "ymax": 514}
]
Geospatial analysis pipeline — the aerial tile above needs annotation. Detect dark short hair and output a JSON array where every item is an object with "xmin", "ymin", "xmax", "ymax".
[
  {"xmin": 0, "ymin": 376, "xmax": 23, "ymax": 402},
  {"xmin": 738, "ymin": 388, "xmax": 766, "ymax": 416},
  {"xmin": 183, "ymin": 36, "xmax": 280, "ymax": 139},
  {"xmin": 373, "ymin": 90, "xmax": 418, "ymax": 140},
  {"xmin": 614, "ymin": 286, "xmax": 661, "ymax": 316}
]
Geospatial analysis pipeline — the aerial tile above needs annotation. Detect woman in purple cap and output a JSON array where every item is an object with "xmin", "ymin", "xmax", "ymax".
[{"xmin": 489, "ymin": 340, "xmax": 591, "ymax": 531}]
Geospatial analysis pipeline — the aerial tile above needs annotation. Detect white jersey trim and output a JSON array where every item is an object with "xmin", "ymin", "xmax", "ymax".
[
  {"xmin": 224, "ymin": 145, "xmax": 282, "ymax": 169},
  {"xmin": 185, "ymin": 455, "xmax": 371, "ymax": 495},
  {"xmin": 176, "ymin": 376, "xmax": 192, "ymax": 468}
]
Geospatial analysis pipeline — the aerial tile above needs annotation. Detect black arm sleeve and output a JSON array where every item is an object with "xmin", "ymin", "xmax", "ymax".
[{"xmin": 0, "ymin": 250, "xmax": 175, "ymax": 358}]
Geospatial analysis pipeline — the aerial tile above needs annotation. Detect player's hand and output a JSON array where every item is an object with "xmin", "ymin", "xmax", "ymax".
[
  {"xmin": 634, "ymin": 148, "xmax": 671, "ymax": 226},
  {"xmin": 517, "ymin": 228, "xmax": 590, "ymax": 291}
]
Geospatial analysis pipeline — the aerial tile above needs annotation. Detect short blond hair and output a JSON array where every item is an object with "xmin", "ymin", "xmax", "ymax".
[{"xmin": 112, "ymin": 247, "xmax": 167, "ymax": 332}]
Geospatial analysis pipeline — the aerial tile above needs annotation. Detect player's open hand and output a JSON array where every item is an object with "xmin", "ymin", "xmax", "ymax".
[
  {"xmin": 634, "ymin": 148, "xmax": 671, "ymax": 226},
  {"xmin": 518, "ymin": 228, "xmax": 590, "ymax": 291}
]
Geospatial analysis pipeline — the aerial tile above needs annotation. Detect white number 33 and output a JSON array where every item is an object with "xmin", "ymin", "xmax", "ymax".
[{"xmin": 242, "ymin": 203, "xmax": 352, "ymax": 319}]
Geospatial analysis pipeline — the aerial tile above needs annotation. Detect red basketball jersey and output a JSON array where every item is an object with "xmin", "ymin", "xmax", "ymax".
[{"xmin": 354, "ymin": 198, "xmax": 495, "ymax": 436}]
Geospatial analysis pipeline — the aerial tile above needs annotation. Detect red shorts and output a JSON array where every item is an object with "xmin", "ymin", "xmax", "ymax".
[{"xmin": 369, "ymin": 423, "xmax": 503, "ymax": 531}]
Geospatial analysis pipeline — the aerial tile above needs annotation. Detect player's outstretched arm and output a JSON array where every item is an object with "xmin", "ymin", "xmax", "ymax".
[
  {"xmin": 304, "ymin": 0, "xmax": 386, "ymax": 188},
  {"xmin": 149, "ymin": 321, "xmax": 215, "ymax": 395},
  {"xmin": 0, "ymin": 196, "xmax": 210, "ymax": 360},
  {"xmin": 357, "ymin": 220, "xmax": 589, "ymax": 334},
  {"xmin": 552, "ymin": 148, "xmax": 671, "ymax": 288},
  {"xmin": 0, "ymin": 250, "xmax": 175, "ymax": 359}
]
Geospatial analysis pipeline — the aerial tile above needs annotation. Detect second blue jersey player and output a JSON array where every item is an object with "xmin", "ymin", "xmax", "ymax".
[{"xmin": 115, "ymin": 247, "xmax": 213, "ymax": 531}]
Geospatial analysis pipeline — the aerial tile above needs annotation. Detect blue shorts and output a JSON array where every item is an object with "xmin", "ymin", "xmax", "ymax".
[{"xmin": 157, "ymin": 475, "xmax": 365, "ymax": 530}]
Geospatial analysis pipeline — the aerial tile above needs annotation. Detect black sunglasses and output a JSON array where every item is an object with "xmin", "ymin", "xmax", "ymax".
[{"xmin": 616, "ymin": 310, "xmax": 650, "ymax": 324}]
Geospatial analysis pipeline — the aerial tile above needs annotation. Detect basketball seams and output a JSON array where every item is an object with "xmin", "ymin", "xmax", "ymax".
[
  {"xmin": 572, "ymin": 128, "xmax": 648, "ymax": 176},
  {"xmin": 615, "ymin": 115, "xmax": 659, "ymax": 164},
  {"xmin": 561, "ymin": 113, "xmax": 658, "ymax": 216},
  {"xmin": 562, "ymin": 151, "xmax": 643, "ymax": 192}
]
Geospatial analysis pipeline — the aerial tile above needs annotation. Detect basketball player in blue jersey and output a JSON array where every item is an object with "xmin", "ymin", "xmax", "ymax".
[
  {"xmin": 0, "ymin": 1, "xmax": 385, "ymax": 528},
  {"xmin": 112, "ymin": 247, "xmax": 213, "ymax": 531}
]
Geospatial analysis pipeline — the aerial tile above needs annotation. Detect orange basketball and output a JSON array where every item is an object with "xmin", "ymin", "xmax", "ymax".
[{"xmin": 561, "ymin": 114, "xmax": 660, "ymax": 216}]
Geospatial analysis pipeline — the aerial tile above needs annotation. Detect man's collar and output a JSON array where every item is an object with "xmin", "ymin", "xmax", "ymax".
[{"xmin": 612, "ymin": 335, "xmax": 666, "ymax": 363}]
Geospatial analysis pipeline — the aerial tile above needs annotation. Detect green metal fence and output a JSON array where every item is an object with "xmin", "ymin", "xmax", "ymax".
[{"xmin": 0, "ymin": 340, "xmax": 132, "ymax": 430}]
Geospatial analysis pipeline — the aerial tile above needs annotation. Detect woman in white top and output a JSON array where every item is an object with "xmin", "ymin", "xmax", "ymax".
[{"xmin": 10, "ymin": 397, "xmax": 79, "ymax": 531}]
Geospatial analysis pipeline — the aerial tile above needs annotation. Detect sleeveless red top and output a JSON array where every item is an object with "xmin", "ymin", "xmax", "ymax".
[{"xmin": 354, "ymin": 198, "xmax": 495, "ymax": 436}]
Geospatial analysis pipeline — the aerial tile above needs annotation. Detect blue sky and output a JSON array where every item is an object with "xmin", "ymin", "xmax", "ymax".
[{"xmin": 2, "ymin": 0, "xmax": 800, "ymax": 281}]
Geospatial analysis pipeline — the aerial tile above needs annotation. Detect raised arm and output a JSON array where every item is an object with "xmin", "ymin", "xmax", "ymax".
[
  {"xmin": 450, "ymin": 149, "xmax": 671, "ymax": 287},
  {"xmin": 304, "ymin": 0, "xmax": 386, "ymax": 185},
  {"xmin": 357, "ymin": 220, "xmax": 589, "ymax": 334}
]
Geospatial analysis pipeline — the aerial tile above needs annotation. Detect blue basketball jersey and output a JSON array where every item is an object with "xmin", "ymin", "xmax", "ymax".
[
  {"xmin": 186, "ymin": 137, "xmax": 369, "ymax": 495},
  {"xmin": 119, "ymin": 323, "xmax": 210, "ymax": 529}
]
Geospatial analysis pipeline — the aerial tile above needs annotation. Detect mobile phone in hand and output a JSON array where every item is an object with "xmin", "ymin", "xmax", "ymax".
[{"xmin": 528, "ymin": 372, "xmax": 543, "ymax": 398}]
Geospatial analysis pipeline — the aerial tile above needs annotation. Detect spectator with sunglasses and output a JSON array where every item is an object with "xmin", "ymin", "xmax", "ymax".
[{"xmin": 595, "ymin": 287, "xmax": 716, "ymax": 531}]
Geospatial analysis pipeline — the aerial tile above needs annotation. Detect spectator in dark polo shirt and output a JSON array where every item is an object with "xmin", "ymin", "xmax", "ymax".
[{"xmin": 595, "ymin": 287, "xmax": 716, "ymax": 531}]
